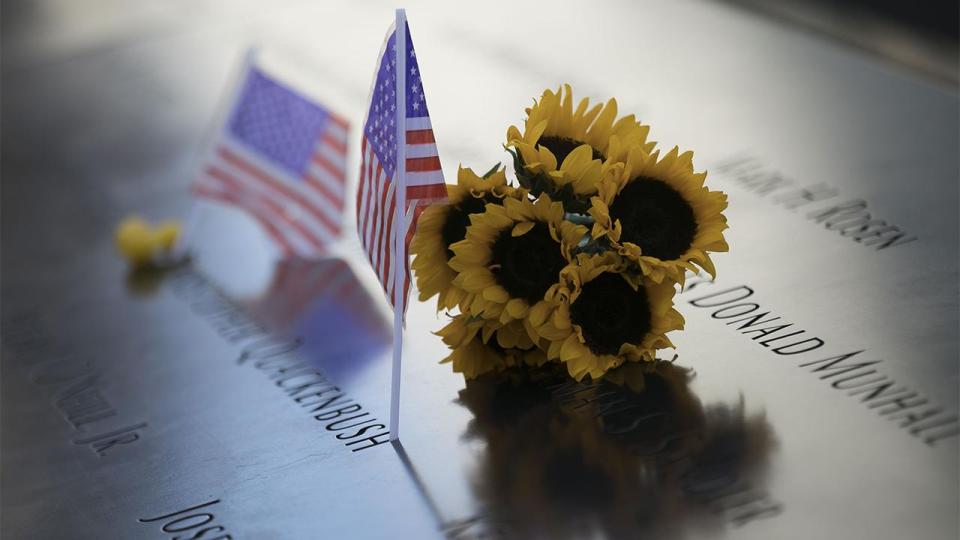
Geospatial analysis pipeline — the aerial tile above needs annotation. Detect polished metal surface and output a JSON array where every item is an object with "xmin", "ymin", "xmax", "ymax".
[{"xmin": 2, "ymin": 0, "xmax": 957, "ymax": 539}]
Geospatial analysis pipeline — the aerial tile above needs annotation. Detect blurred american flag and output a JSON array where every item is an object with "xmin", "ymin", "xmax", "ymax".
[{"xmin": 194, "ymin": 64, "xmax": 349, "ymax": 258}]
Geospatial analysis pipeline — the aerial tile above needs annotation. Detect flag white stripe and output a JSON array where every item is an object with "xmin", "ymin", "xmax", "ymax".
[
  {"xmin": 326, "ymin": 124, "xmax": 348, "ymax": 143},
  {"xmin": 406, "ymin": 169, "xmax": 445, "ymax": 188},
  {"xmin": 405, "ymin": 143, "xmax": 439, "ymax": 159},
  {"xmin": 406, "ymin": 117, "xmax": 434, "ymax": 130}
]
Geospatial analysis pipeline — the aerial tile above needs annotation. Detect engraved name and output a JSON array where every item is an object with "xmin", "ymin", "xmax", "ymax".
[
  {"xmin": 168, "ymin": 270, "xmax": 391, "ymax": 452},
  {"xmin": 714, "ymin": 155, "xmax": 918, "ymax": 250},
  {"xmin": 139, "ymin": 498, "xmax": 233, "ymax": 539},
  {"xmin": 2, "ymin": 312, "xmax": 149, "ymax": 457},
  {"xmin": 682, "ymin": 278, "xmax": 958, "ymax": 446}
]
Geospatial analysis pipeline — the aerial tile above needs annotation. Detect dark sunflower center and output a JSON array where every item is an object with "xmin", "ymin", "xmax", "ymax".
[
  {"xmin": 538, "ymin": 136, "xmax": 605, "ymax": 164},
  {"xmin": 440, "ymin": 194, "xmax": 500, "ymax": 260},
  {"xmin": 570, "ymin": 273, "xmax": 651, "ymax": 356},
  {"xmin": 608, "ymin": 178, "xmax": 696, "ymax": 260},
  {"xmin": 491, "ymin": 222, "xmax": 566, "ymax": 304}
]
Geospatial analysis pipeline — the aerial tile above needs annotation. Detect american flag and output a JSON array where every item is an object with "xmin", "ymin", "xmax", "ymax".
[
  {"xmin": 356, "ymin": 19, "xmax": 447, "ymax": 313},
  {"xmin": 193, "ymin": 63, "xmax": 349, "ymax": 258}
]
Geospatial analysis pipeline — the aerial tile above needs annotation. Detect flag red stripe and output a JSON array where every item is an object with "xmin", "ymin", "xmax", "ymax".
[
  {"xmin": 373, "ymin": 173, "xmax": 391, "ymax": 273},
  {"xmin": 382, "ymin": 185, "xmax": 397, "ymax": 301},
  {"xmin": 377, "ymin": 177, "xmax": 394, "ymax": 281},
  {"xmin": 331, "ymin": 114, "xmax": 350, "ymax": 130},
  {"xmin": 357, "ymin": 143, "xmax": 371, "ymax": 246},
  {"xmin": 363, "ymin": 160, "xmax": 383, "ymax": 253},
  {"xmin": 312, "ymin": 152, "xmax": 346, "ymax": 177},
  {"xmin": 361, "ymin": 150, "xmax": 378, "ymax": 248},
  {"xmin": 407, "ymin": 183, "xmax": 449, "ymax": 201},
  {"xmin": 406, "ymin": 129, "xmax": 435, "ymax": 144},
  {"xmin": 406, "ymin": 156, "xmax": 442, "ymax": 172},
  {"xmin": 321, "ymin": 133, "xmax": 348, "ymax": 155},
  {"xmin": 370, "ymin": 165, "xmax": 387, "ymax": 272},
  {"xmin": 204, "ymin": 165, "xmax": 327, "ymax": 249},
  {"xmin": 405, "ymin": 204, "xmax": 425, "ymax": 246},
  {"xmin": 218, "ymin": 147, "xmax": 339, "ymax": 236},
  {"xmin": 356, "ymin": 155, "xmax": 368, "ymax": 249}
]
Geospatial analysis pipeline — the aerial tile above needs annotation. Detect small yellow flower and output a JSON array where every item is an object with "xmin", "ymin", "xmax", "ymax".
[
  {"xmin": 448, "ymin": 194, "xmax": 587, "ymax": 343},
  {"xmin": 589, "ymin": 146, "xmax": 729, "ymax": 285},
  {"xmin": 115, "ymin": 216, "xmax": 181, "ymax": 268},
  {"xmin": 411, "ymin": 166, "xmax": 518, "ymax": 311},
  {"xmin": 506, "ymin": 85, "xmax": 654, "ymax": 198},
  {"xmin": 536, "ymin": 253, "xmax": 684, "ymax": 382}
]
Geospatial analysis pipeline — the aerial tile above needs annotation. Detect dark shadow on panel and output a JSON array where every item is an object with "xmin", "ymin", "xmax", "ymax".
[{"xmin": 433, "ymin": 361, "xmax": 779, "ymax": 539}]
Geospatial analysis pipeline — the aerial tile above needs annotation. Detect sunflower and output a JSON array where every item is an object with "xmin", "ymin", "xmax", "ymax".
[
  {"xmin": 441, "ymin": 331, "xmax": 549, "ymax": 379},
  {"xmin": 588, "ymin": 146, "xmax": 729, "ymax": 285},
  {"xmin": 536, "ymin": 252, "xmax": 684, "ymax": 382},
  {"xmin": 435, "ymin": 314, "xmax": 536, "ymax": 351},
  {"xmin": 506, "ymin": 85, "xmax": 655, "ymax": 204},
  {"xmin": 410, "ymin": 166, "xmax": 517, "ymax": 311},
  {"xmin": 448, "ymin": 194, "xmax": 587, "ymax": 342}
]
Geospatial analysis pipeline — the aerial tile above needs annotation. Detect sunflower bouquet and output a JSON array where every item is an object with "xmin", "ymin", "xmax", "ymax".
[{"xmin": 411, "ymin": 85, "xmax": 728, "ymax": 383}]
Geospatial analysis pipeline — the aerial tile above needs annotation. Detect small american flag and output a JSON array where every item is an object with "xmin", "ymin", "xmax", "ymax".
[
  {"xmin": 194, "ymin": 62, "xmax": 349, "ymax": 258},
  {"xmin": 356, "ymin": 16, "xmax": 447, "ymax": 314}
]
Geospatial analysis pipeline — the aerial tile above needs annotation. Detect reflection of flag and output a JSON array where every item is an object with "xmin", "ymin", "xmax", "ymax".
[
  {"xmin": 194, "ymin": 62, "xmax": 349, "ymax": 258},
  {"xmin": 250, "ymin": 258, "xmax": 363, "ymax": 331},
  {"xmin": 246, "ymin": 258, "xmax": 391, "ymax": 371},
  {"xmin": 356, "ymin": 15, "xmax": 447, "ymax": 313}
]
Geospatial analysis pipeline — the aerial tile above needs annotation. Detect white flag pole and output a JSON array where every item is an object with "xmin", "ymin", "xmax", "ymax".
[
  {"xmin": 177, "ymin": 47, "xmax": 259, "ymax": 259},
  {"xmin": 389, "ymin": 8, "xmax": 408, "ymax": 442}
]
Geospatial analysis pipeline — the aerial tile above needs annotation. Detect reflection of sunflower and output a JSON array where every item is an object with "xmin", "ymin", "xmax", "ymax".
[
  {"xmin": 411, "ymin": 166, "xmax": 517, "ymax": 311},
  {"xmin": 506, "ymin": 85, "xmax": 654, "ymax": 200},
  {"xmin": 537, "ymin": 253, "xmax": 684, "ymax": 381},
  {"xmin": 589, "ymin": 147, "xmax": 728, "ymax": 284},
  {"xmin": 457, "ymin": 363, "xmax": 776, "ymax": 538},
  {"xmin": 448, "ymin": 195, "xmax": 587, "ymax": 342},
  {"xmin": 441, "ymin": 331, "xmax": 549, "ymax": 379}
]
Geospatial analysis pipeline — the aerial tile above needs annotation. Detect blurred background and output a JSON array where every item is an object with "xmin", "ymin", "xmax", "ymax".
[
  {"xmin": 3, "ymin": 0, "xmax": 957, "ymax": 84},
  {"xmin": 724, "ymin": 0, "xmax": 957, "ymax": 85}
]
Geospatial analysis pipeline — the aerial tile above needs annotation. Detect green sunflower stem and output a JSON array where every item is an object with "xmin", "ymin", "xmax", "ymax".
[{"xmin": 564, "ymin": 213, "xmax": 594, "ymax": 225}]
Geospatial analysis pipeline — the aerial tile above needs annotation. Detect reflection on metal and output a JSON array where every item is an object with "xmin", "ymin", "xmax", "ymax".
[
  {"xmin": 410, "ymin": 362, "xmax": 779, "ymax": 538},
  {"xmin": 244, "ymin": 257, "xmax": 392, "ymax": 384}
]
